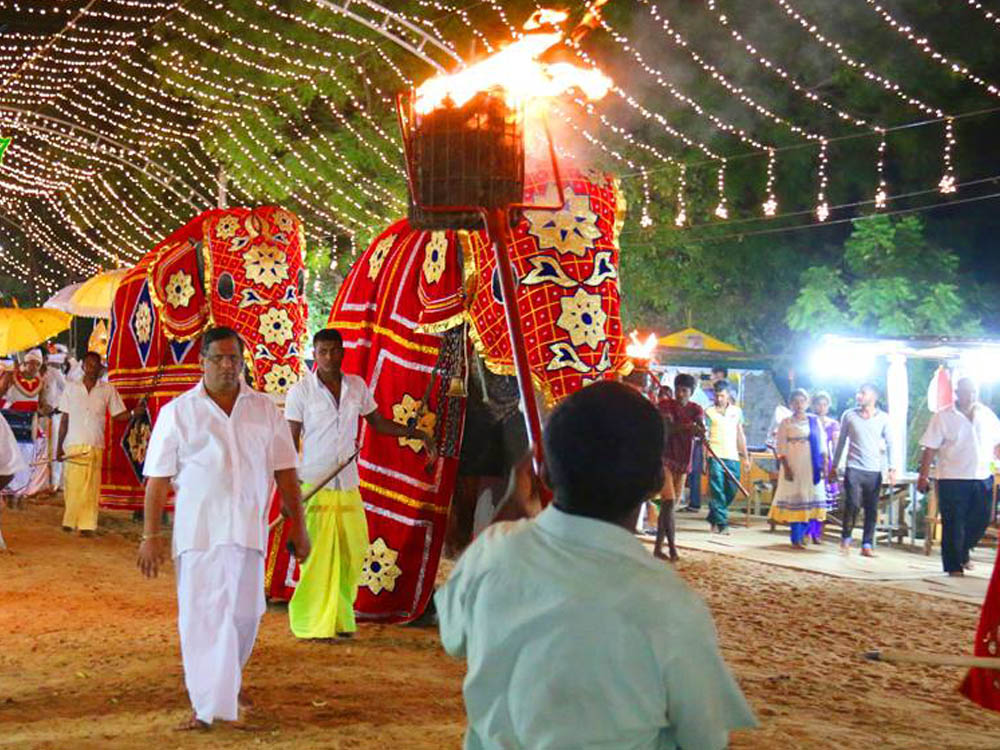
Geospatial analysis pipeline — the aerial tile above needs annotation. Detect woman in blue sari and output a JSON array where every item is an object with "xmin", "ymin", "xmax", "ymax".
[{"xmin": 768, "ymin": 389, "xmax": 828, "ymax": 548}]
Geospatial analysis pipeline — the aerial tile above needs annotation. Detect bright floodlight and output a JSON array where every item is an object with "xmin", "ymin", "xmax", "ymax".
[
  {"xmin": 958, "ymin": 348, "xmax": 1000, "ymax": 383},
  {"xmin": 809, "ymin": 336, "xmax": 876, "ymax": 380}
]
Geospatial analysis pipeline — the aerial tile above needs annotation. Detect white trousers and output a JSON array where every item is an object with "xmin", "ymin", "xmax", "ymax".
[{"xmin": 176, "ymin": 544, "xmax": 265, "ymax": 724}]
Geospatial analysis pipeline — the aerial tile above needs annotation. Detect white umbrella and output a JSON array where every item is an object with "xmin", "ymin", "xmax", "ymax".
[
  {"xmin": 67, "ymin": 269, "xmax": 128, "ymax": 319},
  {"xmin": 43, "ymin": 282, "xmax": 83, "ymax": 313}
]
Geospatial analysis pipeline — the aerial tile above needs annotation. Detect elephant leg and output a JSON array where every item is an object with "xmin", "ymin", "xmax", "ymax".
[{"xmin": 445, "ymin": 476, "xmax": 482, "ymax": 558}]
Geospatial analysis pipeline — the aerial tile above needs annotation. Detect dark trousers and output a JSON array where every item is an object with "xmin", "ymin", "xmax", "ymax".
[
  {"xmin": 842, "ymin": 468, "xmax": 882, "ymax": 547},
  {"xmin": 687, "ymin": 440, "xmax": 703, "ymax": 509},
  {"xmin": 937, "ymin": 478, "xmax": 993, "ymax": 573}
]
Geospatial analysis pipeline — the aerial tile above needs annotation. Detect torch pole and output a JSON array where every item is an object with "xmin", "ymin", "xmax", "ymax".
[{"xmin": 484, "ymin": 208, "xmax": 545, "ymax": 473}]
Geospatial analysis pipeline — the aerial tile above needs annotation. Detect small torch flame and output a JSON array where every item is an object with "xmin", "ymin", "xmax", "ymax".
[
  {"xmin": 626, "ymin": 330, "xmax": 658, "ymax": 361},
  {"xmin": 524, "ymin": 8, "xmax": 569, "ymax": 30},
  {"xmin": 414, "ymin": 9, "xmax": 611, "ymax": 114}
]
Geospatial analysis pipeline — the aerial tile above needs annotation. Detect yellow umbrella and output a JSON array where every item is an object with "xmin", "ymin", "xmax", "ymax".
[
  {"xmin": 0, "ymin": 306, "xmax": 72, "ymax": 356},
  {"xmin": 657, "ymin": 327, "xmax": 742, "ymax": 353},
  {"xmin": 68, "ymin": 268, "xmax": 128, "ymax": 318}
]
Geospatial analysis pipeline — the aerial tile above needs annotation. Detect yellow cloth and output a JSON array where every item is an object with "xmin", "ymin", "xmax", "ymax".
[
  {"xmin": 705, "ymin": 405, "xmax": 743, "ymax": 461},
  {"xmin": 62, "ymin": 444, "xmax": 102, "ymax": 531},
  {"xmin": 289, "ymin": 485, "xmax": 369, "ymax": 639}
]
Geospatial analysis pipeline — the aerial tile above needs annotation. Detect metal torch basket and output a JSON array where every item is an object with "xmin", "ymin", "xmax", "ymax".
[{"xmin": 396, "ymin": 87, "xmax": 565, "ymax": 230}]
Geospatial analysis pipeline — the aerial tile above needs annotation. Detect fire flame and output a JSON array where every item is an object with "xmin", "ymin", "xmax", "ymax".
[
  {"xmin": 414, "ymin": 9, "xmax": 612, "ymax": 114},
  {"xmin": 626, "ymin": 330, "xmax": 658, "ymax": 361}
]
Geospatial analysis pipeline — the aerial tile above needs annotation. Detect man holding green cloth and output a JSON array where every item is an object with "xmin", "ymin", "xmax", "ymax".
[{"xmin": 285, "ymin": 329, "xmax": 434, "ymax": 640}]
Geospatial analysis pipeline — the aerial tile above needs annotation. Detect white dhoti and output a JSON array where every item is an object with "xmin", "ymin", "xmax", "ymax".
[
  {"xmin": 0, "ymin": 416, "xmax": 26, "ymax": 550},
  {"xmin": 176, "ymin": 544, "xmax": 265, "ymax": 724}
]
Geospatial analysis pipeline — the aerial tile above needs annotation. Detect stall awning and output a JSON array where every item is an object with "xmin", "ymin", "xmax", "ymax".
[{"xmin": 658, "ymin": 327, "xmax": 741, "ymax": 353}]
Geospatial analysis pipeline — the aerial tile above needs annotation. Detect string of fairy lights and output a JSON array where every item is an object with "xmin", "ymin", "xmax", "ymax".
[{"xmin": 2, "ymin": 0, "xmax": 1000, "ymax": 296}]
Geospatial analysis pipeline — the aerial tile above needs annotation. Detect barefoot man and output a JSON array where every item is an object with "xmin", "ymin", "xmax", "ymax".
[
  {"xmin": 285, "ymin": 328, "xmax": 435, "ymax": 640},
  {"xmin": 137, "ymin": 327, "xmax": 310, "ymax": 730},
  {"xmin": 56, "ymin": 352, "xmax": 140, "ymax": 537},
  {"xmin": 654, "ymin": 372, "xmax": 704, "ymax": 561}
]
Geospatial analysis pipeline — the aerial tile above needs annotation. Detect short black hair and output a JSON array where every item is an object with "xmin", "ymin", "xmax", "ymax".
[
  {"xmin": 82, "ymin": 351, "xmax": 102, "ymax": 366},
  {"xmin": 859, "ymin": 382, "xmax": 880, "ymax": 397},
  {"xmin": 711, "ymin": 366, "xmax": 729, "ymax": 378},
  {"xmin": 313, "ymin": 328, "xmax": 344, "ymax": 347},
  {"xmin": 544, "ymin": 381, "xmax": 664, "ymax": 523},
  {"xmin": 713, "ymin": 380, "xmax": 730, "ymax": 394},
  {"xmin": 200, "ymin": 326, "xmax": 244, "ymax": 354},
  {"xmin": 674, "ymin": 373, "xmax": 696, "ymax": 391}
]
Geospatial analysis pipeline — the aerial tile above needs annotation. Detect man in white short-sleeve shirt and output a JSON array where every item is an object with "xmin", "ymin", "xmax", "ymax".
[
  {"xmin": 0, "ymin": 415, "xmax": 27, "ymax": 549},
  {"xmin": 137, "ymin": 327, "xmax": 309, "ymax": 730},
  {"xmin": 284, "ymin": 328, "xmax": 434, "ymax": 640},
  {"xmin": 437, "ymin": 382, "xmax": 756, "ymax": 750},
  {"xmin": 918, "ymin": 377, "xmax": 1000, "ymax": 575},
  {"xmin": 56, "ymin": 352, "xmax": 137, "ymax": 535}
]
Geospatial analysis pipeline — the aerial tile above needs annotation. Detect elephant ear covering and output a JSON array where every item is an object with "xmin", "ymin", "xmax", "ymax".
[
  {"xmin": 101, "ymin": 212, "xmax": 218, "ymax": 510},
  {"xmin": 463, "ymin": 167, "xmax": 631, "ymax": 406},
  {"xmin": 101, "ymin": 207, "xmax": 308, "ymax": 512},
  {"xmin": 276, "ymin": 219, "xmax": 466, "ymax": 623}
]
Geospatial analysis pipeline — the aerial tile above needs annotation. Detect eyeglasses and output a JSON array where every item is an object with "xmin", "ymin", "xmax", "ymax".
[{"xmin": 204, "ymin": 354, "xmax": 243, "ymax": 366}]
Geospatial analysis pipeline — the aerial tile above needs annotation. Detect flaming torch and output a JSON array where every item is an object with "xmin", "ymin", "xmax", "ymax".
[
  {"xmin": 624, "ymin": 330, "xmax": 659, "ymax": 396},
  {"xmin": 396, "ymin": 7, "xmax": 611, "ymax": 468}
]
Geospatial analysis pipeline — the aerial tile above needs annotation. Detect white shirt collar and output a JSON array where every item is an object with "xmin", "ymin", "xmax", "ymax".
[{"xmin": 536, "ymin": 504, "xmax": 651, "ymax": 565}]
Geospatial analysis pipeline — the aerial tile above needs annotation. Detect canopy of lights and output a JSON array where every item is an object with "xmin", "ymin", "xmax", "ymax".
[{"xmin": 2, "ymin": 0, "xmax": 1000, "ymax": 299}]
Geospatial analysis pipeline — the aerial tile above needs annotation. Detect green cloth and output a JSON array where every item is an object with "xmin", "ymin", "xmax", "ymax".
[
  {"xmin": 288, "ymin": 484, "xmax": 369, "ymax": 638},
  {"xmin": 707, "ymin": 458, "xmax": 740, "ymax": 530}
]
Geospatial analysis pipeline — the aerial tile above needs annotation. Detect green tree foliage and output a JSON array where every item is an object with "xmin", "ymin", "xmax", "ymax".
[{"xmin": 786, "ymin": 215, "xmax": 980, "ymax": 336}]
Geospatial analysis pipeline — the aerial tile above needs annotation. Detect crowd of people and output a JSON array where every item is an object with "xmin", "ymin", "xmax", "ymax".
[
  {"xmin": 2, "ymin": 327, "xmax": 999, "ymax": 747},
  {"xmin": 645, "ymin": 367, "xmax": 1000, "ymax": 578}
]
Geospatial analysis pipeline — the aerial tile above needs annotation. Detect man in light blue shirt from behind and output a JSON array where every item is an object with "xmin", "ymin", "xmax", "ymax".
[{"xmin": 436, "ymin": 381, "xmax": 756, "ymax": 750}]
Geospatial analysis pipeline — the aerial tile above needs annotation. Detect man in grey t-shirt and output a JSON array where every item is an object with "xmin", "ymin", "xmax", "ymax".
[{"xmin": 830, "ymin": 383, "xmax": 896, "ymax": 557}]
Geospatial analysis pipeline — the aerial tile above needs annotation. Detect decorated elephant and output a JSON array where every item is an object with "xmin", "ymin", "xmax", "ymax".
[
  {"xmin": 101, "ymin": 206, "xmax": 308, "ymax": 510},
  {"xmin": 265, "ymin": 168, "xmax": 631, "ymax": 623}
]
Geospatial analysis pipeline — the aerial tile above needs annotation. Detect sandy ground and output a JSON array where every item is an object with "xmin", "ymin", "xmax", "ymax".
[{"xmin": 1, "ymin": 500, "xmax": 999, "ymax": 749}]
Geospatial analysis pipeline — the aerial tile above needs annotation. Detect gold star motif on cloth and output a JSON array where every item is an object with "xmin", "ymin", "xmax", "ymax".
[
  {"xmin": 422, "ymin": 231, "xmax": 448, "ymax": 284},
  {"xmin": 390, "ymin": 393, "xmax": 436, "ymax": 452},
  {"xmin": 242, "ymin": 244, "xmax": 289, "ymax": 289},
  {"xmin": 556, "ymin": 288, "xmax": 608, "ymax": 349},
  {"xmin": 273, "ymin": 209, "xmax": 296, "ymax": 234},
  {"xmin": 215, "ymin": 215, "xmax": 240, "ymax": 240},
  {"xmin": 134, "ymin": 301, "xmax": 153, "ymax": 344},
  {"xmin": 524, "ymin": 185, "xmax": 602, "ymax": 257},
  {"xmin": 368, "ymin": 234, "xmax": 395, "ymax": 281},
  {"xmin": 127, "ymin": 421, "xmax": 151, "ymax": 464},
  {"xmin": 165, "ymin": 271, "xmax": 196, "ymax": 309},
  {"xmin": 258, "ymin": 308, "xmax": 294, "ymax": 346},
  {"xmin": 360, "ymin": 537, "xmax": 403, "ymax": 595},
  {"xmin": 263, "ymin": 363, "xmax": 299, "ymax": 394}
]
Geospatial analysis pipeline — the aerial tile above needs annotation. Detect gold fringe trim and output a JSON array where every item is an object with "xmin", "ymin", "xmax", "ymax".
[
  {"xmin": 359, "ymin": 479, "xmax": 449, "ymax": 515},
  {"xmin": 414, "ymin": 311, "xmax": 466, "ymax": 335}
]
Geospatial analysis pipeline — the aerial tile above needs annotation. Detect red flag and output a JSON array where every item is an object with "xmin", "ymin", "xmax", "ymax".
[{"xmin": 960, "ymin": 548, "xmax": 1000, "ymax": 710}]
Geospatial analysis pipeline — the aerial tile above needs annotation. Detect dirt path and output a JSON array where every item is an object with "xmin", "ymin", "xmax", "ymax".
[{"xmin": 1, "ymin": 501, "xmax": 998, "ymax": 749}]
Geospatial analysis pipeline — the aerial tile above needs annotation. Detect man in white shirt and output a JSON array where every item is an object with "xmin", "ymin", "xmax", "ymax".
[
  {"xmin": 137, "ymin": 327, "xmax": 309, "ymax": 730},
  {"xmin": 0, "ymin": 415, "xmax": 27, "ymax": 550},
  {"xmin": 436, "ymin": 381, "xmax": 756, "ymax": 750},
  {"xmin": 40, "ymin": 350, "xmax": 67, "ymax": 493},
  {"xmin": 285, "ymin": 328, "xmax": 434, "ymax": 640},
  {"xmin": 918, "ymin": 377, "xmax": 1000, "ymax": 576},
  {"xmin": 56, "ymin": 352, "xmax": 138, "ymax": 536}
]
